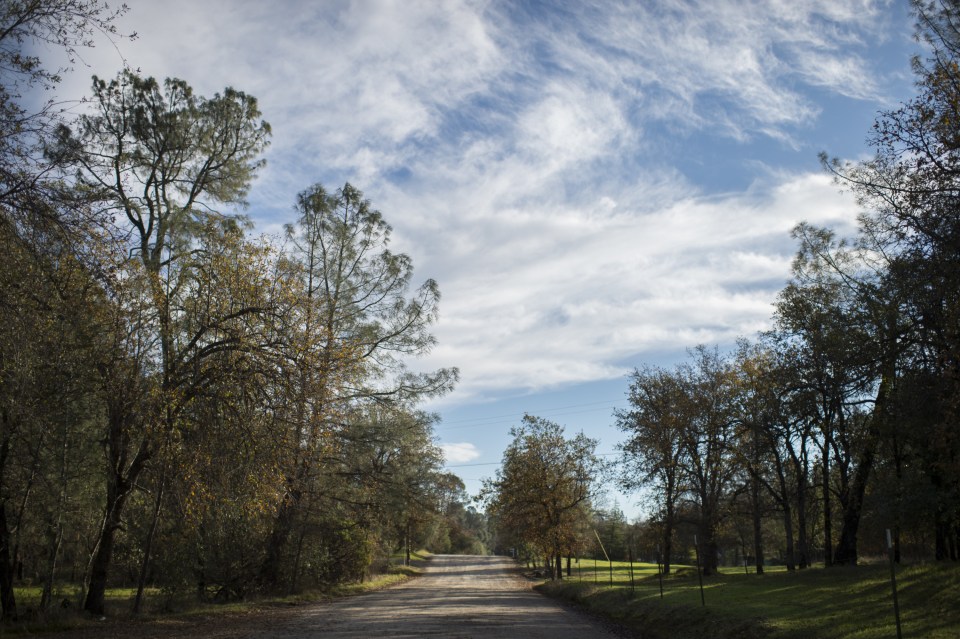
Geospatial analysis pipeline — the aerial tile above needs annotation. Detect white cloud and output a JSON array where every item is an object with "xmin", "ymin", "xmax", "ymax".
[
  {"xmin": 510, "ymin": 0, "xmax": 892, "ymax": 141},
  {"xmin": 440, "ymin": 442, "xmax": 482, "ymax": 464},
  {"xmin": 409, "ymin": 171, "xmax": 862, "ymax": 404},
  {"xmin": 44, "ymin": 0, "xmax": 905, "ymax": 411}
]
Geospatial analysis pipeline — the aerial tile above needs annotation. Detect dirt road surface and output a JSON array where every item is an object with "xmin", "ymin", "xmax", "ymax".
[
  {"xmin": 258, "ymin": 554, "xmax": 624, "ymax": 638},
  {"xmin": 46, "ymin": 554, "xmax": 626, "ymax": 638}
]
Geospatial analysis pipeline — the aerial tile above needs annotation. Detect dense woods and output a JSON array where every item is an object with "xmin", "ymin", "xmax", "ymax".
[{"xmin": 0, "ymin": 0, "xmax": 480, "ymax": 621}]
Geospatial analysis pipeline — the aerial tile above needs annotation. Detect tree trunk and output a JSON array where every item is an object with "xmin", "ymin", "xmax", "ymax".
[
  {"xmin": 893, "ymin": 437, "xmax": 903, "ymax": 564},
  {"xmin": 796, "ymin": 464, "xmax": 809, "ymax": 569},
  {"xmin": 750, "ymin": 419, "xmax": 765, "ymax": 575},
  {"xmin": 39, "ymin": 516, "xmax": 64, "ymax": 610},
  {"xmin": 834, "ymin": 368, "xmax": 886, "ymax": 567},
  {"xmin": 292, "ymin": 525, "xmax": 307, "ymax": 593},
  {"xmin": 85, "ymin": 436, "xmax": 148, "ymax": 615},
  {"xmin": 704, "ymin": 538, "xmax": 719, "ymax": 576},
  {"xmin": 822, "ymin": 436, "xmax": 833, "ymax": 567},
  {"xmin": 41, "ymin": 421, "xmax": 71, "ymax": 611},
  {"xmin": 260, "ymin": 489, "xmax": 299, "ymax": 587},
  {"xmin": 699, "ymin": 515, "xmax": 719, "ymax": 576},
  {"xmin": 832, "ymin": 445, "xmax": 875, "ymax": 566},
  {"xmin": 195, "ymin": 523, "xmax": 207, "ymax": 601},
  {"xmin": 0, "ymin": 502, "xmax": 17, "ymax": 621},
  {"xmin": 751, "ymin": 473, "xmax": 765, "ymax": 574},
  {"xmin": 662, "ymin": 501, "xmax": 674, "ymax": 575},
  {"xmin": 260, "ymin": 460, "xmax": 312, "ymax": 589},
  {"xmin": 936, "ymin": 508, "xmax": 949, "ymax": 560},
  {"xmin": 782, "ymin": 502, "xmax": 795, "ymax": 571},
  {"xmin": 950, "ymin": 517, "xmax": 960, "ymax": 561},
  {"xmin": 555, "ymin": 552, "xmax": 562, "ymax": 580},
  {"xmin": 84, "ymin": 481, "xmax": 133, "ymax": 616},
  {"xmin": 134, "ymin": 469, "xmax": 166, "ymax": 613}
]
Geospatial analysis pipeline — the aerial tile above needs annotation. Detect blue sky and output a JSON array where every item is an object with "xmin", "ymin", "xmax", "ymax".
[{"xmin": 49, "ymin": 0, "xmax": 921, "ymax": 518}]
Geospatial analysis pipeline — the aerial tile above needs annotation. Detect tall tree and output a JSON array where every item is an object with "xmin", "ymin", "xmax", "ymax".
[
  {"xmin": 618, "ymin": 347, "xmax": 739, "ymax": 576},
  {"xmin": 260, "ymin": 183, "xmax": 457, "ymax": 588},
  {"xmin": 822, "ymin": 0, "xmax": 960, "ymax": 560},
  {"xmin": 482, "ymin": 415, "xmax": 600, "ymax": 580},
  {"xmin": 678, "ymin": 346, "xmax": 740, "ymax": 576},
  {"xmin": 772, "ymin": 223, "xmax": 896, "ymax": 567},
  {"xmin": 60, "ymin": 69, "xmax": 271, "ymax": 614},
  {"xmin": 616, "ymin": 365, "xmax": 687, "ymax": 574}
]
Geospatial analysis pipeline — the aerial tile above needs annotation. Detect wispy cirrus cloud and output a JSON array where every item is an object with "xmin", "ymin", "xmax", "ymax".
[
  {"xmin": 54, "ymin": 0, "xmax": 909, "ymax": 408},
  {"xmin": 407, "ymin": 171, "xmax": 862, "ymax": 402}
]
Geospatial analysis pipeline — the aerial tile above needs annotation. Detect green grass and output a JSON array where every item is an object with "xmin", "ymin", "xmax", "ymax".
[
  {"xmin": 12, "ymin": 584, "xmax": 162, "ymax": 611},
  {"xmin": 389, "ymin": 548, "xmax": 433, "ymax": 565},
  {"xmin": 538, "ymin": 560, "xmax": 960, "ymax": 639},
  {"xmin": 556, "ymin": 557, "xmax": 792, "ymax": 586},
  {"xmin": 5, "ymin": 551, "xmax": 433, "ymax": 634}
]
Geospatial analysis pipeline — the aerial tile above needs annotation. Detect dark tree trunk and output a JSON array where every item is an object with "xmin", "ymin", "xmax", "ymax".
[
  {"xmin": 260, "ymin": 456, "xmax": 312, "ymax": 589},
  {"xmin": 953, "ymin": 522, "xmax": 960, "ymax": 561},
  {"xmin": 0, "ymin": 427, "xmax": 16, "ymax": 621},
  {"xmin": 822, "ymin": 436, "xmax": 833, "ymax": 567},
  {"xmin": 936, "ymin": 509, "xmax": 949, "ymax": 560},
  {"xmin": 893, "ymin": 438, "xmax": 903, "ymax": 564},
  {"xmin": 699, "ymin": 515, "xmax": 719, "ymax": 576},
  {"xmin": 833, "ymin": 445, "xmax": 875, "ymax": 566},
  {"xmin": 84, "ymin": 489, "xmax": 131, "ymax": 615},
  {"xmin": 702, "ymin": 537, "xmax": 719, "ymax": 576},
  {"xmin": 134, "ymin": 469, "xmax": 166, "ymax": 613},
  {"xmin": 291, "ymin": 523, "xmax": 308, "ymax": 593},
  {"xmin": 782, "ymin": 502, "xmax": 795, "ymax": 571},
  {"xmin": 834, "ymin": 367, "xmax": 887, "ymax": 567},
  {"xmin": 41, "ymin": 426, "xmax": 70, "ymax": 611},
  {"xmin": 661, "ymin": 501, "xmax": 674, "ymax": 575},
  {"xmin": 259, "ymin": 489, "xmax": 299, "ymax": 588},
  {"xmin": 39, "ymin": 516, "xmax": 63, "ymax": 610},
  {"xmin": 751, "ymin": 472, "xmax": 765, "ymax": 574},
  {"xmin": 195, "ymin": 523, "xmax": 207, "ymax": 601},
  {"xmin": 0, "ymin": 502, "xmax": 17, "ymax": 621},
  {"xmin": 795, "ymin": 460, "xmax": 810, "ymax": 569},
  {"xmin": 85, "ymin": 517, "xmax": 118, "ymax": 614},
  {"xmin": 84, "ymin": 420, "xmax": 149, "ymax": 616}
]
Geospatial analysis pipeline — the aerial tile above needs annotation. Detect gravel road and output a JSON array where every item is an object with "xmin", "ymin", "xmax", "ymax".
[
  {"xmin": 260, "ymin": 554, "xmax": 623, "ymax": 638},
  {"xmin": 41, "ymin": 554, "xmax": 625, "ymax": 638}
]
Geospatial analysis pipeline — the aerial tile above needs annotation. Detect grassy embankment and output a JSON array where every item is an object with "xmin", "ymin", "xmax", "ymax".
[
  {"xmin": 537, "ymin": 557, "xmax": 960, "ymax": 639},
  {"xmin": 4, "ymin": 550, "xmax": 431, "ymax": 635}
]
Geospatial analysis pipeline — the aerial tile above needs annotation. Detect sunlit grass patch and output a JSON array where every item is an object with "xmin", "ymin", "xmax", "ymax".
[{"xmin": 538, "ymin": 561, "xmax": 960, "ymax": 639}]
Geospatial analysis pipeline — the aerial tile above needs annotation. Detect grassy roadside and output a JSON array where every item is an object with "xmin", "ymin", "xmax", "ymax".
[
  {"xmin": 536, "ymin": 559, "xmax": 960, "ymax": 639},
  {"xmin": 4, "ymin": 550, "xmax": 432, "ymax": 636}
]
